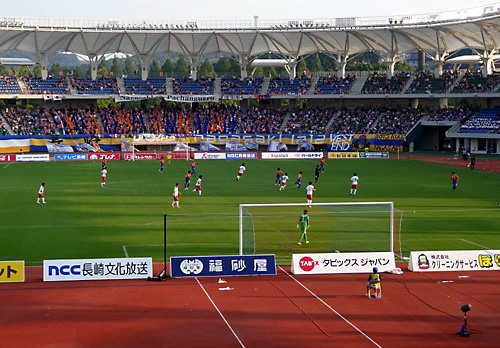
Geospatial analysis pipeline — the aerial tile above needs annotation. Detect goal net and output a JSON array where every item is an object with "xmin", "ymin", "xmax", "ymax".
[{"xmin": 239, "ymin": 202, "xmax": 403, "ymax": 264}]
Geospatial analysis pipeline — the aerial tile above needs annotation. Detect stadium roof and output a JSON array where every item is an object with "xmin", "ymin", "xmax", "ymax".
[{"xmin": 1, "ymin": 4, "xmax": 500, "ymax": 71}]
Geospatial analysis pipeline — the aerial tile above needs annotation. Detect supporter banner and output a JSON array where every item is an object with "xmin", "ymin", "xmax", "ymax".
[
  {"xmin": 267, "ymin": 140, "xmax": 288, "ymax": 152},
  {"xmin": 291, "ymin": 252, "xmax": 396, "ymax": 275},
  {"xmin": 0, "ymin": 154, "xmax": 15, "ymax": 162},
  {"xmin": 88, "ymin": 153, "xmax": 121, "ymax": 161},
  {"xmin": 408, "ymin": 250, "xmax": 500, "ymax": 272},
  {"xmin": 328, "ymin": 152, "xmax": 360, "ymax": 159},
  {"xmin": 0, "ymin": 261, "xmax": 24, "ymax": 283},
  {"xmin": 225, "ymin": 140, "xmax": 247, "ymax": 152},
  {"xmin": 220, "ymin": 95, "xmax": 244, "ymax": 100},
  {"xmin": 262, "ymin": 152, "xmax": 323, "ymax": 159},
  {"xmin": 170, "ymin": 254, "xmax": 276, "ymax": 278},
  {"xmin": 0, "ymin": 139, "xmax": 31, "ymax": 153},
  {"xmin": 226, "ymin": 152, "xmax": 257, "ymax": 159},
  {"xmin": 46, "ymin": 141, "xmax": 74, "ymax": 153},
  {"xmin": 163, "ymin": 94, "xmax": 219, "ymax": 103},
  {"xmin": 16, "ymin": 154, "xmax": 49, "ymax": 162},
  {"xmin": 54, "ymin": 154, "xmax": 88, "ymax": 161},
  {"xmin": 123, "ymin": 152, "xmax": 158, "ymax": 160},
  {"xmin": 43, "ymin": 257, "xmax": 153, "ymax": 282},
  {"xmin": 199, "ymin": 139, "xmax": 220, "ymax": 151},
  {"xmin": 1, "ymin": 134, "xmax": 403, "ymax": 153},
  {"xmin": 358, "ymin": 152, "xmax": 389, "ymax": 159},
  {"xmin": 194, "ymin": 152, "xmax": 226, "ymax": 160},
  {"xmin": 114, "ymin": 94, "xmax": 157, "ymax": 102}
]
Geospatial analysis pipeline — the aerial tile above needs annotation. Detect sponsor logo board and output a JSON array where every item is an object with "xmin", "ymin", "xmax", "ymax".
[
  {"xmin": 88, "ymin": 153, "xmax": 121, "ymax": 161},
  {"xmin": 43, "ymin": 257, "xmax": 153, "ymax": 282},
  {"xmin": 123, "ymin": 153, "xmax": 158, "ymax": 160},
  {"xmin": 170, "ymin": 254, "xmax": 276, "ymax": 278},
  {"xmin": 0, "ymin": 154, "xmax": 14, "ymax": 162},
  {"xmin": 262, "ymin": 152, "xmax": 323, "ymax": 159},
  {"xmin": 194, "ymin": 152, "xmax": 226, "ymax": 160},
  {"xmin": 0, "ymin": 261, "xmax": 25, "ymax": 283},
  {"xmin": 16, "ymin": 154, "xmax": 50, "ymax": 162},
  {"xmin": 328, "ymin": 152, "xmax": 360, "ymax": 159},
  {"xmin": 409, "ymin": 250, "xmax": 500, "ymax": 272},
  {"xmin": 358, "ymin": 152, "xmax": 389, "ymax": 159},
  {"xmin": 226, "ymin": 152, "xmax": 257, "ymax": 159},
  {"xmin": 55, "ymin": 154, "xmax": 88, "ymax": 161},
  {"xmin": 291, "ymin": 252, "xmax": 396, "ymax": 275}
]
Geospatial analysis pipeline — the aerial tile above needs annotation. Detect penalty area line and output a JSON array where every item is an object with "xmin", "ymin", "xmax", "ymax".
[
  {"xmin": 195, "ymin": 277, "xmax": 245, "ymax": 348},
  {"xmin": 278, "ymin": 266, "xmax": 382, "ymax": 348}
]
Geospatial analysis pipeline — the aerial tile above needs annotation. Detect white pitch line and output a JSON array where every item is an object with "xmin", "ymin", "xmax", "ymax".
[
  {"xmin": 278, "ymin": 266, "xmax": 382, "ymax": 348},
  {"xmin": 122, "ymin": 245, "xmax": 129, "ymax": 258},
  {"xmin": 195, "ymin": 277, "xmax": 245, "ymax": 348},
  {"xmin": 460, "ymin": 239, "xmax": 490, "ymax": 249},
  {"xmin": 3, "ymin": 163, "xmax": 10, "ymax": 169}
]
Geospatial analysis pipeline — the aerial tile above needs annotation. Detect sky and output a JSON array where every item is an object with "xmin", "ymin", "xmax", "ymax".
[{"xmin": 3, "ymin": 0, "xmax": 498, "ymax": 22}]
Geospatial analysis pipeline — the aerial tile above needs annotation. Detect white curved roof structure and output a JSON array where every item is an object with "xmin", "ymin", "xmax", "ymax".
[{"xmin": 1, "ymin": 3, "xmax": 500, "ymax": 78}]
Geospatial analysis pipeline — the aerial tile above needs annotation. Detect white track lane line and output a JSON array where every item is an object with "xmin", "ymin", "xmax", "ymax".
[
  {"xmin": 195, "ymin": 277, "xmax": 245, "ymax": 348},
  {"xmin": 278, "ymin": 266, "xmax": 382, "ymax": 348}
]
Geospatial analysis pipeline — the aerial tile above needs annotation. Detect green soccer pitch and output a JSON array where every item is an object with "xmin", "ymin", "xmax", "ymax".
[{"xmin": 1, "ymin": 157, "xmax": 499, "ymax": 265}]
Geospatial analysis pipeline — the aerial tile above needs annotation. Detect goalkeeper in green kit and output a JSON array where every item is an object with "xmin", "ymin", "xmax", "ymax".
[{"xmin": 297, "ymin": 209, "xmax": 310, "ymax": 245}]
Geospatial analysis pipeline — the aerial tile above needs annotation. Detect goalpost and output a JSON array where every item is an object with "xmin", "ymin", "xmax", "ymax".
[{"xmin": 239, "ymin": 202, "xmax": 403, "ymax": 263}]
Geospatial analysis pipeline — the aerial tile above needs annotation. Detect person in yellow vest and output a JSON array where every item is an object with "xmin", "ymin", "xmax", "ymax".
[{"xmin": 366, "ymin": 267, "xmax": 381, "ymax": 299}]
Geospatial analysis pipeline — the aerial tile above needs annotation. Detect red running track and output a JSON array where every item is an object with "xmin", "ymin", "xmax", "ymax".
[{"xmin": 0, "ymin": 264, "xmax": 499, "ymax": 347}]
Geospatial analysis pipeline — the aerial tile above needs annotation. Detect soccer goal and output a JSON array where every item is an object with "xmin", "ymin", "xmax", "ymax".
[{"xmin": 239, "ymin": 202, "xmax": 403, "ymax": 264}]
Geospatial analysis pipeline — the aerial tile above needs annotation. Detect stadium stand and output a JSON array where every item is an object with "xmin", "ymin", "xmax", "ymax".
[
  {"xmin": 314, "ymin": 75, "xmax": 356, "ymax": 94},
  {"xmin": 71, "ymin": 77, "xmax": 119, "ymax": 95},
  {"xmin": 0, "ymin": 76, "xmax": 22, "ymax": 94},
  {"xmin": 458, "ymin": 108, "xmax": 500, "ymax": 134},
  {"xmin": 173, "ymin": 77, "xmax": 215, "ymax": 95},
  {"xmin": 123, "ymin": 77, "xmax": 166, "ymax": 95},
  {"xmin": 220, "ymin": 77, "xmax": 263, "ymax": 95},
  {"xmin": 361, "ymin": 72, "xmax": 410, "ymax": 94},
  {"xmin": 452, "ymin": 70, "xmax": 500, "ymax": 93},
  {"xmin": 0, "ymin": 107, "xmax": 59, "ymax": 135},
  {"xmin": 23, "ymin": 76, "xmax": 69, "ymax": 94},
  {"xmin": 284, "ymin": 107, "xmax": 336, "ymax": 133},
  {"xmin": 268, "ymin": 76, "xmax": 311, "ymax": 95}
]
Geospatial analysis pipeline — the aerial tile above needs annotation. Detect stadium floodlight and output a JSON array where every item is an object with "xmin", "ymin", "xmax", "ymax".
[{"xmin": 239, "ymin": 202, "xmax": 403, "ymax": 264}]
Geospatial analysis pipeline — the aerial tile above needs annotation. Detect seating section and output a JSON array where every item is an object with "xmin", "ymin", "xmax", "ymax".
[
  {"xmin": 361, "ymin": 72, "xmax": 409, "ymax": 94},
  {"xmin": 459, "ymin": 108, "xmax": 500, "ymax": 134},
  {"xmin": 406, "ymin": 71, "xmax": 449, "ymax": 94},
  {"xmin": 220, "ymin": 77, "xmax": 263, "ymax": 95},
  {"xmin": 0, "ymin": 77, "xmax": 22, "ymax": 94},
  {"xmin": 71, "ymin": 77, "xmax": 119, "ymax": 95},
  {"xmin": 314, "ymin": 75, "xmax": 355, "ymax": 94},
  {"xmin": 24, "ymin": 76, "xmax": 69, "ymax": 94},
  {"xmin": 0, "ymin": 107, "xmax": 58, "ymax": 135},
  {"xmin": 268, "ymin": 77, "xmax": 311, "ymax": 95},
  {"xmin": 123, "ymin": 77, "xmax": 166, "ymax": 95},
  {"xmin": 425, "ymin": 107, "xmax": 475, "ymax": 122},
  {"xmin": 173, "ymin": 77, "xmax": 215, "ymax": 95},
  {"xmin": 452, "ymin": 71, "xmax": 500, "ymax": 93}
]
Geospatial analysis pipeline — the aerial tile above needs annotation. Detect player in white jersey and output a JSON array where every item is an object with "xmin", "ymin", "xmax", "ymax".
[
  {"xmin": 279, "ymin": 173, "xmax": 289, "ymax": 191},
  {"xmin": 171, "ymin": 183, "xmax": 181, "ymax": 208},
  {"xmin": 101, "ymin": 167, "xmax": 107, "ymax": 187},
  {"xmin": 236, "ymin": 163, "xmax": 246, "ymax": 181},
  {"xmin": 350, "ymin": 172, "xmax": 359, "ymax": 196},
  {"xmin": 306, "ymin": 181, "xmax": 316, "ymax": 207},
  {"xmin": 192, "ymin": 175, "xmax": 203, "ymax": 196},
  {"xmin": 37, "ymin": 182, "xmax": 46, "ymax": 204}
]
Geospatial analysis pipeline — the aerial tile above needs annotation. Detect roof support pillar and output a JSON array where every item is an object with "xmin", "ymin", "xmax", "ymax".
[
  {"xmin": 434, "ymin": 61, "xmax": 444, "ymax": 78},
  {"xmin": 40, "ymin": 61, "xmax": 49, "ymax": 80},
  {"xmin": 337, "ymin": 55, "xmax": 348, "ymax": 78},
  {"xmin": 238, "ymin": 56, "xmax": 249, "ymax": 78},
  {"xmin": 482, "ymin": 55, "xmax": 493, "ymax": 76}
]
